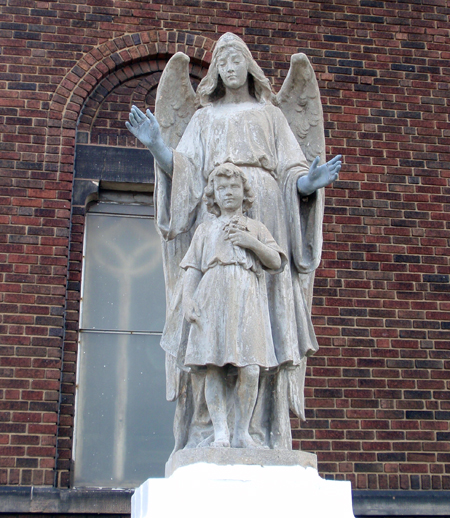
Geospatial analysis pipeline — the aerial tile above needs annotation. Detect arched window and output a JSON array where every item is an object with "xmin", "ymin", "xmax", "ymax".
[{"xmin": 58, "ymin": 56, "xmax": 207, "ymax": 488}]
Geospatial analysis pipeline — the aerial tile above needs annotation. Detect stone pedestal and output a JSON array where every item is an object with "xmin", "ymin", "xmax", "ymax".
[
  {"xmin": 165, "ymin": 446, "xmax": 317, "ymax": 476},
  {"xmin": 132, "ymin": 449, "xmax": 355, "ymax": 518}
]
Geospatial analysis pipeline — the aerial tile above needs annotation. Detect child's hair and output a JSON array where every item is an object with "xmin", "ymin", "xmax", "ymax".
[{"xmin": 204, "ymin": 163, "xmax": 255, "ymax": 217}]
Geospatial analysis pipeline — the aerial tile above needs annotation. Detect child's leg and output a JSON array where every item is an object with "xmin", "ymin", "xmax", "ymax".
[
  {"xmin": 232, "ymin": 364, "xmax": 260, "ymax": 448},
  {"xmin": 205, "ymin": 364, "xmax": 230, "ymax": 447},
  {"xmin": 184, "ymin": 369, "xmax": 211, "ymax": 448}
]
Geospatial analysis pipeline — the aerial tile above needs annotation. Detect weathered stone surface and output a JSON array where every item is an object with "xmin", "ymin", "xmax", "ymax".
[
  {"xmin": 127, "ymin": 32, "xmax": 341, "ymax": 454},
  {"xmin": 165, "ymin": 447, "xmax": 317, "ymax": 477}
]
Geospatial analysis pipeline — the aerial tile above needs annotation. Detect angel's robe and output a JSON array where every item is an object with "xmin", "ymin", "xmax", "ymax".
[{"xmin": 156, "ymin": 100, "xmax": 325, "ymax": 449}]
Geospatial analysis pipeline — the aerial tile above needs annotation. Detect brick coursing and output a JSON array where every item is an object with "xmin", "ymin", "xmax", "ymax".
[{"xmin": 0, "ymin": 0, "xmax": 449, "ymax": 490}]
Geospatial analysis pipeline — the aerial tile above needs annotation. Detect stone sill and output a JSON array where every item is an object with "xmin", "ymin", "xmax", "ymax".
[
  {"xmin": 0, "ymin": 487, "xmax": 450, "ymax": 516},
  {"xmin": 0, "ymin": 487, "xmax": 133, "ymax": 514},
  {"xmin": 353, "ymin": 490, "xmax": 450, "ymax": 516}
]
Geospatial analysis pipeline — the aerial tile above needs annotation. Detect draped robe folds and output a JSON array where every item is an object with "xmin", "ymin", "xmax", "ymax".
[{"xmin": 155, "ymin": 101, "xmax": 325, "ymax": 450}]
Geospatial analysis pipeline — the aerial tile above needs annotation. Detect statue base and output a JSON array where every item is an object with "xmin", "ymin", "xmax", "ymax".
[
  {"xmin": 165, "ymin": 446, "xmax": 317, "ymax": 477},
  {"xmin": 132, "ymin": 452, "xmax": 355, "ymax": 518}
]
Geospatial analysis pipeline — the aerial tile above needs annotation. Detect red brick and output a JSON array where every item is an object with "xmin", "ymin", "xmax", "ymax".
[{"xmin": 0, "ymin": 6, "xmax": 448, "ymax": 492}]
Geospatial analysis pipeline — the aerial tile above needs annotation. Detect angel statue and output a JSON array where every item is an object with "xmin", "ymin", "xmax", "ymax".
[{"xmin": 126, "ymin": 33, "xmax": 341, "ymax": 453}]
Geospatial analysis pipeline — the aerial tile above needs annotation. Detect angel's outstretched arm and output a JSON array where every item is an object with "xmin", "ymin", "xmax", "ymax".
[
  {"xmin": 126, "ymin": 105, "xmax": 173, "ymax": 176},
  {"xmin": 297, "ymin": 155, "xmax": 341, "ymax": 196}
]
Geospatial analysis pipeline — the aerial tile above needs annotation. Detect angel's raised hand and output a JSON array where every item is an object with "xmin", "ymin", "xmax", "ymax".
[
  {"xmin": 125, "ymin": 105, "xmax": 162, "ymax": 150},
  {"xmin": 297, "ymin": 155, "xmax": 342, "ymax": 196},
  {"xmin": 324, "ymin": 155, "xmax": 342, "ymax": 183}
]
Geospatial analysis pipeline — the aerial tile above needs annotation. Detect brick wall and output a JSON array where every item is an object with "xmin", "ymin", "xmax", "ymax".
[{"xmin": 0, "ymin": 0, "xmax": 449, "ymax": 489}]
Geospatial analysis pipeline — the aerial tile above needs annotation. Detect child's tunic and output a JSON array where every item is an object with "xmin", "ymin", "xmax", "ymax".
[{"xmin": 180, "ymin": 215, "xmax": 287, "ymax": 368}]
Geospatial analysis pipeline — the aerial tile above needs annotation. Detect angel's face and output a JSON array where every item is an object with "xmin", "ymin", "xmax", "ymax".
[{"xmin": 217, "ymin": 49, "xmax": 248, "ymax": 91}]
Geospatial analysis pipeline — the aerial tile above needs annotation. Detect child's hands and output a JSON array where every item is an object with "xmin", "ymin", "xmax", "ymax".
[
  {"xmin": 226, "ymin": 222, "xmax": 282, "ymax": 270},
  {"xmin": 183, "ymin": 297, "xmax": 200, "ymax": 324},
  {"xmin": 227, "ymin": 226, "xmax": 258, "ymax": 250}
]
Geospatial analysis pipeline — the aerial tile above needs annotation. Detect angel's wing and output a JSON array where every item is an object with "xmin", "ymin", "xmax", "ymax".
[
  {"xmin": 155, "ymin": 52, "xmax": 196, "ymax": 149},
  {"xmin": 153, "ymin": 53, "xmax": 197, "ymax": 407},
  {"xmin": 275, "ymin": 53, "xmax": 325, "ymax": 166},
  {"xmin": 275, "ymin": 54, "xmax": 325, "ymax": 420}
]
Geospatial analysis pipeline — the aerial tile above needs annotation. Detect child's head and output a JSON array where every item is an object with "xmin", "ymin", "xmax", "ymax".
[{"xmin": 204, "ymin": 163, "xmax": 255, "ymax": 216}]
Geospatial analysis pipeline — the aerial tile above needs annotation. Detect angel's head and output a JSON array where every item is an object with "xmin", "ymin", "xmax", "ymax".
[
  {"xmin": 204, "ymin": 163, "xmax": 255, "ymax": 217},
  {"xmin": 196, "ymin": 33, "xmax": 273, "ymax": 106}
]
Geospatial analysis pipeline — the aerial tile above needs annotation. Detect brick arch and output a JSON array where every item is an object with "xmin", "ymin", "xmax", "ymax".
[
  {"xmin": 47, "ymin": 30, "xmax": 215, "ymax": 177},
  {"xmin": 77, "ymin": 58, "xmax": 205, "ymax": 148},
  {"xmin": 77, "ymin": 61, "xmax": 165, "ymax": 147},
  {"xmin": 49, "ymin": 31, "xmax": 214, "ymax": 128}
]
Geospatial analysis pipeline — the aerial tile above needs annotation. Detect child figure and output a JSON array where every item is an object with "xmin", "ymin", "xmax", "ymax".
[{"xmin": 180, "ymin": 163, "xmax": 287, "ymax": 448}]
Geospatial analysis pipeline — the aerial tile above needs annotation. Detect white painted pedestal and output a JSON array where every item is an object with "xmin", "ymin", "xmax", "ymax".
[{"xmin": 132, "ymin": 461, "xmax": 355, "ymax": 518}]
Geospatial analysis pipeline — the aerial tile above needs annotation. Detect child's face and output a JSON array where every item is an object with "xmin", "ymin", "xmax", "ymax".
[{"xmin": 214, "ymin": 174, "xmax": 244, "ymax": 213}]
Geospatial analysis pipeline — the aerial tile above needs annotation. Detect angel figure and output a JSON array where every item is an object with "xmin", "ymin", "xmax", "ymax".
[{"xmin": 126, "ymin": 33, "xmax": 342, "ymax": 452}]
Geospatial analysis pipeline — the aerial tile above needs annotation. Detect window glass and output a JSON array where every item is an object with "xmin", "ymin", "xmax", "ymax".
[
  {"xmin": 74, "ymin": 333, "xmax": 172, "ymax": 487},
  {"xmin": 73, "ymin": 200, "xmax": 173, "ymax": 488},
  {"xmin": 81, "ymin": 211, "xmax": 166, "ymax": 332}
]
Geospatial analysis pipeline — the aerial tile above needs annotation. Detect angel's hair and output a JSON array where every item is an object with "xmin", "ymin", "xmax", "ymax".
[
  {"xmin": 204, "ymin": 163, "xmax": 255, "ymax": 217},
  {"xmin": 196, "ymin": 33, "xmax": 273, "ymax": 107}
]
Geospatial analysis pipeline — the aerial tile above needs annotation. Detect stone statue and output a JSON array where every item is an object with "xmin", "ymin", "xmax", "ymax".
[
  {"xmin": 126, "ymin": 33, "xmax": 341, "ymax": 453},
  {"xmin": 182, "ymin": 163, "xmax": 287, "ymax": 448}
]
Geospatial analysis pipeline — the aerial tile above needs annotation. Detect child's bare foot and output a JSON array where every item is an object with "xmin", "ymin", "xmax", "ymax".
[
  {"xmin": 211, "ymin": 438, "xmax": 231, "ymax": 448},
  {"xmin": 211, "ymin": 429, "xmax": 230, "ymax": 448},
  {"xmin": 231, "ymin": 432, "xmax": 262, "ymax": 449}
]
